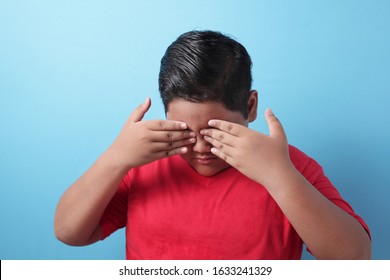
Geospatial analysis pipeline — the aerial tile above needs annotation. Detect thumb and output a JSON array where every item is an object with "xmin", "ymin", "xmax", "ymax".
[
  {"xmin": 128, "ymin": 97, "xmax": 151, "ymax": 122},
  {"xmin": 265, "ymin": 108, "xmax": 286, "ymax": 140}
]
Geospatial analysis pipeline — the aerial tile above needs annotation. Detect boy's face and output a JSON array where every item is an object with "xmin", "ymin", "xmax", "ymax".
[{"xmin": 166, "ymin": 99, "xmax": 249, "ymax": 176}]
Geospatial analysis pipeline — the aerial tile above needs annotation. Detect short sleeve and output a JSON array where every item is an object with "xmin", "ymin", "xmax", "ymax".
[
  {"xmin": 99, "ymin": 172, "xmax": 132, "ymax": 239},
  {"xmin": 289, "ymin": 145, "xmax": 371, "ymax": 238}
]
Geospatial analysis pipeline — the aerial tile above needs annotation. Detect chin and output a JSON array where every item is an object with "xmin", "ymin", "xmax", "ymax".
[{"xmin": 189, "ymin": 161, "xmax": 231, "ymax": 177}]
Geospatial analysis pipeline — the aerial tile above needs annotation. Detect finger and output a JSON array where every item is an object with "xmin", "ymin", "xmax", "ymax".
[
  {"xmin": 207, "ymin": 119, "xmax": 242, "ymax": 136},
  {"xmin": 265, "ymin": 108, "xmax": 286, "ymax": 140},
  {"xmin": 151, "ymin": 137, "xmax": 196, "ymax": 152},
  {"xmin": 203, "ymin": 135, "xmax": 234, "ymax": 155},
  {"xmin": 128, "ymin": 97, "xmax": 152, "ymax": 123},
  {"xmin": 201, "ymin": 129, "xmax": 235, "ymax": 147},
  {"xmin": 155, "ymin": 146, "xmax": 189, "ymax": 158},
  {"xmin": 210, "ymin": 147, "xmax": 235, "ymax": 166},
  {"xmin": 151, "ymin": 130, "xmax": 196, "ymax": 142},
  {"xmin": 146, "ymin": 119, "xmax": 188, "ymax": 131}
]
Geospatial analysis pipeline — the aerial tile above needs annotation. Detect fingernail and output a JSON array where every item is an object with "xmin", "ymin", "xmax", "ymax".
[
  {"xmin": 180, "ymin": 147, "xmax": 188, "ymax": 153},
  {"xmin": 189, "ymin": 131, "xmax": 196, "ymax": 137},
  {"xmin": 208, "ymin": 120, "xmax": 216, "ymax": 126},
  {"xmin": 180, "ymin": 123, "xmax": 187, "ymax": 129},
  {"xmin": 265, "ymin": 108, "xmax": 274, "ymax": 116}
]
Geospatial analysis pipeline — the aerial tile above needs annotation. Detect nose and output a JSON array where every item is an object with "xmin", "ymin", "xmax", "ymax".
[{"xmin": 192, "ymin": 134, "xmax": 212, "ymax": 154}]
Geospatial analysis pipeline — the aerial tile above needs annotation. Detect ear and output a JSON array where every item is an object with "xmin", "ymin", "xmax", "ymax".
[{"xmin": 247, "ymin": 90, "xmax": 258, "ymax": 122}]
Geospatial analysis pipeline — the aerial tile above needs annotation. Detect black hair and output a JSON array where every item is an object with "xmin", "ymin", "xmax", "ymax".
[{"xmin": 159, "ymin": 30, "xmax": 253, "ymax": 118}]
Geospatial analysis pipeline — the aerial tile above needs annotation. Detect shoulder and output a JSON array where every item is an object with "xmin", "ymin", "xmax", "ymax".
[
  {"xmin": 288, "ymin": 145, "xmax": 312, "ymax": 168},
  {"xmin": 288, "ymin": 145, "xmax": 325, "ymax": 181}
]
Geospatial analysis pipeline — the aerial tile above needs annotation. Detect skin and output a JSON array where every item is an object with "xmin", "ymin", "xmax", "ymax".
[
  {"xmin": 165, "ymin": 97, "xmax": 253, "ymax": 177},
  {"xmin": 54, "ymin": 93, "xmax": 371, "ymax": 259},
  {"xmin": 54, "ymin": 97, "xmax": 195, "ymax": 245}
]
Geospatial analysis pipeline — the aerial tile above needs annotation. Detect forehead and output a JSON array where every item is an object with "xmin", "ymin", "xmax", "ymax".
[{"xmin": 166, "ymin": 99, "xmax": 245, "ymax": 130}]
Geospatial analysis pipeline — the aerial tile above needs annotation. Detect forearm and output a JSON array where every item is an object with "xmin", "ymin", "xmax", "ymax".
[
  {"xmin": 54, "ymin": 99, "xmax": 192, "ymax": 246},
  {"xmin": 54, "ymin": 149, "xmax": 129, "ymax": 246},
  {"xmin": 263, "ymin": 163, "xmax": 371, "ymax": 259}
]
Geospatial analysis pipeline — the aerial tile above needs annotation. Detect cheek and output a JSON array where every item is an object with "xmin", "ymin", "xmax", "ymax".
[{"xmin": 179, "ymin": 152, "xmax": 191, "ymax": 161}]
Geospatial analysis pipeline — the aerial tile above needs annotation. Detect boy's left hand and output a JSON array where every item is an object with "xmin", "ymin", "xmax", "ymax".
[{"xmin": 200, "ymin": 109, "xmax": 293, "ymax": 186}]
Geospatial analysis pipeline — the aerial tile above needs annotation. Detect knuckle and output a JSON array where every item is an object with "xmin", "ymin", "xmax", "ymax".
[
  {"xmin": 167, "ymin": 131, "xmax": 173, "ymax": 141},
  {"xmin": 158, "ymin": 121, "xmax": 166, "ymax": 130},
  {"xmin": 221, "ymin": 154, "xmax": 228, "ymax": 162},
  {"xmin": 166, "ymin": 147, "xmax": 181, "ymax": 157},
  {"xmin": 226, "ymin": 124, "xmax": 233, "ymax": 132}
]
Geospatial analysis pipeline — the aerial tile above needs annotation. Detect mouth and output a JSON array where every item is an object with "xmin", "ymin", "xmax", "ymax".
[{"xmin": 193, "ymin": 156, "xmax": 218, "ymax": 165}]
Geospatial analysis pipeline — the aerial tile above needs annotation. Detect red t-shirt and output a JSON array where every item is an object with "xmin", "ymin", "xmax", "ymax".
[{"xmin": 100, "ymin": 145, "xmax": 370, "ymax": 259}]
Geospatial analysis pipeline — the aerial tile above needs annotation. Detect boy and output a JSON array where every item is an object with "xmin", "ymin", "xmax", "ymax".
[{"xmin": 54, "ymin": 30, "xmax": 371, "ymax": 259}]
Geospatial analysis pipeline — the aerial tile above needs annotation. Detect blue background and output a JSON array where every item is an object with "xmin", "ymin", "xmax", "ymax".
[{"xmin": 1, "ymin": 0, "xmax": 389, "ymax": 260}]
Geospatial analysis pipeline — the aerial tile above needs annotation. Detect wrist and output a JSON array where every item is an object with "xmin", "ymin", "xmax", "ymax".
[
  {"xmin": 260, "ymin": 160, "xmax": 299, "ymax": 191},
  {"xmin": 101, "ymin": 146, "xmax": 133, "ymax": 175}
]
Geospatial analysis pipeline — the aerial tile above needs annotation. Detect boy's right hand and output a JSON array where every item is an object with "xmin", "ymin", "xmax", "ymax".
[{"xmin": 107, "ymin": 97, "xmax": 195, "ymax": 169}]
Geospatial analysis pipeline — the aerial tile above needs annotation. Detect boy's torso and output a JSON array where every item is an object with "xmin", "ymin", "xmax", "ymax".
[
  {"xmin": 101, "ymin": 145, "xmax": 368, "ymax": 259},
  {"xmin": 124, "ymin": 155, "xmax": 302, "ymax": 259}
]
